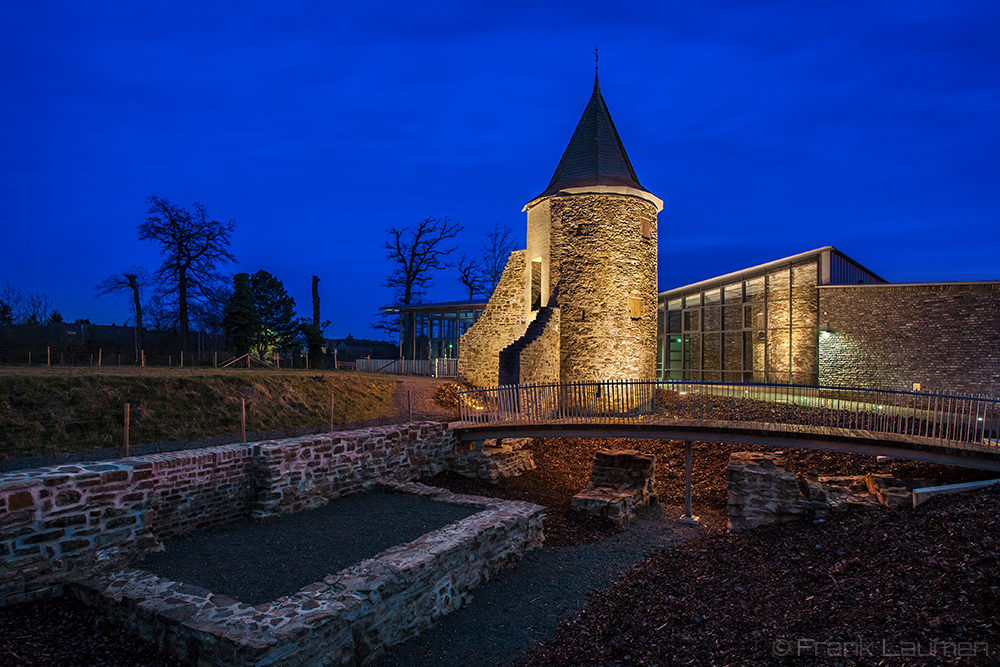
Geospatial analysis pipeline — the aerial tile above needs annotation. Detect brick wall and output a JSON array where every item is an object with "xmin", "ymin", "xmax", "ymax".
[
  {"xmin": 819, "ymin": 283, "xmax": 1000, "ymax": 395},
  {"xmin": 458, "ymin": 250, "xmax": 527, "ymax": 387},
  {"xmin": 0, "ymin": 423, "xmax": 461, "ymax": 607}
]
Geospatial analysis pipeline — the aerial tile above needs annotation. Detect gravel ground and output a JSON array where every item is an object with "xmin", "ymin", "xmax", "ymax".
[
  {"xmin": 372, "ymin": 502, "xmax": 702, "ymax": 667},
  {"xmin": 136, "ymin": 490, "xmax": 478, "ymax": 605}
]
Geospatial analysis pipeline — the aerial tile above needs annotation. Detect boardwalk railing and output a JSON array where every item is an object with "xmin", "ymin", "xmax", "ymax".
[{"xmin": 456, "ymin": 381, "xmax": 1000, "ymax": 454}]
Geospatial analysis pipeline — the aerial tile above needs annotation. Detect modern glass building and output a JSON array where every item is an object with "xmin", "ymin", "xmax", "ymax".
[
  {"xmin": 380, "ymin": 299, "xmax": 487, "ymax": 361},
  {"xmin": 657, "ymin": 247, "xmax": 884, "ymax": 384}
]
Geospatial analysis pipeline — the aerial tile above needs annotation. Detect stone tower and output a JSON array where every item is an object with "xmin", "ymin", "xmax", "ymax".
[{"xmin": 459, "ymin": 74, "xmax": 661, "ymax": 387}]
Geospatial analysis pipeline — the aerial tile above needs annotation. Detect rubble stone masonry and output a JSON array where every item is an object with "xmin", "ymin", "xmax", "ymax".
[
  {"xmin": 0, "ymin": 423, "xmax": 460, "ymax": 607},
  {"xmin": 458, "ymin": 249, "xmax": 527, "ymax": 387},
  {"xmin": 549, "ymin": 193, "xmax": 658, "ymax": 383},
  {"xmin": 72, "ymin": 482, "xmax": 544, "ymax": 667}
]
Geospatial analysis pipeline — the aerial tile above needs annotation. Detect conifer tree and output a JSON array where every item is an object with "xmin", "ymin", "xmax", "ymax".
[{"xmin": 223, "ymin": 273, "xmax": 257, "ymax": 356}]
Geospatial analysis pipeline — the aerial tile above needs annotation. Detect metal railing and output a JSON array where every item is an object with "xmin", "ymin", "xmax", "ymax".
[
  {"xmin": 456, "ymin": 381, "xmax": 1000, "ymax": 454},
  {"xmin": 354, "ymin": 358, "xmax": 458, "ymax": 377}
]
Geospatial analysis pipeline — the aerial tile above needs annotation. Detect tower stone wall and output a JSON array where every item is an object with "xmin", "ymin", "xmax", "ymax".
[
  {"xmin": 458, "ymin": 75, "xmax": 660, "ymax": 388},
  {"xmin": 534, "ymin": 193, "xmax": 658, "ymax": 382}
]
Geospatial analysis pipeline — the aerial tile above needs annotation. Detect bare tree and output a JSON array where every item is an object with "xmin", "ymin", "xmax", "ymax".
[
  {"xmin": 144, "ymin": 292, "xmax": 174, "ymax": 332},
  {"xmin": 95, "ymin": 267, "xmax": 148, "ymax": 362},
  {"xmin": 481, "ymin": 223, "xmax": 516, "ymax": 294},
  {"xmin": 457, "ymin": 253, "xmax": 487, "ymax": 299},
  {"xmin": 372, "ymin": 215, "xmax": 463, "ymax": 340},
  {"xmin": 0, "ymin": 282, "xmax": 22, "ymax": 324},
  {"xmin": 138, "ymin": 196, "xmax": 236, "ymax": 354},
  {"xmin": 20, "ymin": 291, "xmax": 53, "ymax": 325},
  {"xmin": 0, "ymin": 282, "xmax": 55, "ymax": 325}
]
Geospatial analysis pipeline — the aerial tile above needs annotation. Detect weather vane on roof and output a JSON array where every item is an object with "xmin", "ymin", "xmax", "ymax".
[{"xmin": 592, "ymin": 46, "xmax": 599, "ymax": 72}]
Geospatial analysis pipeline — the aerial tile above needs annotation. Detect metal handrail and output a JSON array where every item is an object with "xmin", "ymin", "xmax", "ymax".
[{"xmin": 455, "ymin": 380, "xmax": 1000, "ymax": 454}]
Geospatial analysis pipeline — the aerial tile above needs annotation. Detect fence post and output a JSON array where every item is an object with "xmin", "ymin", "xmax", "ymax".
[
  {"xmin": 214, "ymin": 351, "xmax": 218, "ymax": 367},
  {"xmin": 241, "ymin": 398, "xmax": 247, "ymax": 443},
  {"xmin": 180, "ymin": 351, "xmax": 183, "ymax": 368},
  {"xmin": 408, "ymin": 391, "xmax": 412, "ymax": 422},
  {"xmin": 98, "ymin": 349, "xmax": 102, "ymax": 366},
  {"xmin": 47, "ymin": 346, "xmax": 50, "ymax": 366},
  {"xmin": 124, "ymin": 403, "xmax": 130, "ymax": 457},
  {"xmin": 141, "ymin": 350, "xmax": 145, "ymax": 367},
  {"xmin": 330, "ymin": 393, "xmax": 335, "ymax": 432}
]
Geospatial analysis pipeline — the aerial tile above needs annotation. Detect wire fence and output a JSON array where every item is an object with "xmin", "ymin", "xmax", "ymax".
[
  {"xmin": 0, "ymin": 392, "xmax": 419, "ymax": 474},
  {"xmin": 0, "ymin": 345, "xmax": 337, "ymax": 369}
]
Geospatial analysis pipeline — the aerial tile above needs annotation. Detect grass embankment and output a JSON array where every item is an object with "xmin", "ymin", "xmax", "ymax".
[{"xmin": 0, "ymin": 368, "xmax": 396, "ymax": 460}]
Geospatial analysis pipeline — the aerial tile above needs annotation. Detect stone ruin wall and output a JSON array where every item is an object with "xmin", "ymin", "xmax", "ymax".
[
  {"xmin": 548, "ymin": 194, "xmax": 658, "ymax": 383},
  {"xmin": 819, "ymin": 282, "xmax": 1000, "ymax": 396},
  {"xmin": 516, "ymin": 306, "xmax": 561, "ymax": 385},
  {"xmin": 73, "ymin": 481, "xmax": 545, "ymax": 667},
  {"xmin": 457, "ymin": 249, "xmax": 527, "ymax": 388},
  {"xmin": 0, "ymin": 423, "xmax": 460, "ymax": 608}
]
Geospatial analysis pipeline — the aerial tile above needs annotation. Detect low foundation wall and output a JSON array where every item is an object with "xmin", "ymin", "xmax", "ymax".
[
  {"xmin": 70, "ymin": 482, "xmax": 545, "ymax": 666},
  {"xmin": 0, "ymin": 423, "xmax": 461, "ymax": 607}
]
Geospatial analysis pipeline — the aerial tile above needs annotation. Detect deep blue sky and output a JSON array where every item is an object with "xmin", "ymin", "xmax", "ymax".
[{"xmin": 2, "ymin": 0, "xmax": 998, "ymax": 340}]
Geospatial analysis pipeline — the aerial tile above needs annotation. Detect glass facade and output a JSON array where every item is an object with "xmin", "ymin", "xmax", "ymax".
[
  {"xmin": 405, "ymin": 308, "xmax": 482, "ymax": 360},
  {"xmin": 380, "ymin": 300, "xmax": 487, "ymax": 361},
  {"xmin": 657, "ymin": 258, "xmax": 823, "ymax": 384}
]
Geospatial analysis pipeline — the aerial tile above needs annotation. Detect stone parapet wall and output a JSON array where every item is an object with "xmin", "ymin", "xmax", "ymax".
[
  {"xmin": 252, "ymin": 423, "xmax": 459, "ymax": 520},
  {"xmin": 818, "ymin": 283, "xmax": 1000, "ymax": 395},
  {"xmin": 0, "ymin": 444, "xmax": 256, "ymax": 606},
  {"xmin": 458, "ymin": 250, "xmax": 527, "ymax": 387},
  {"xmin": 71, "ymin": 482, "xmax": 545, "ymax": 666},
  {"xmin": 0, "ymin": 424, "xmax": 461, "ymax": 608}
]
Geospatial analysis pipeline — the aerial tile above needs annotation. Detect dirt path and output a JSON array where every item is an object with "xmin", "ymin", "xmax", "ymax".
[{"xmin": 387, "ymin": 375, "xmax": 460, "ymax": 423}]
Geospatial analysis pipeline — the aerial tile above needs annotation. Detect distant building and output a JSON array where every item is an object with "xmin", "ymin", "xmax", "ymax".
[{"xmin": 378, "ymin": 299, "xmax": 487, "ymax": 361}]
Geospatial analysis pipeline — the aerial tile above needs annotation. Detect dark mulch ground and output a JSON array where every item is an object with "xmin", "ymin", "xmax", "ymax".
[{"xmin": 2, "ymin": 436, "xmax": 997, "ymax": 666}]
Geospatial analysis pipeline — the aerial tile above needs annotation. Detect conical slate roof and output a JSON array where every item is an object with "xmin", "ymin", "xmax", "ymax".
[{"xmin": 534, "ymin": 74, "xmax": 648, "ymax": 200}]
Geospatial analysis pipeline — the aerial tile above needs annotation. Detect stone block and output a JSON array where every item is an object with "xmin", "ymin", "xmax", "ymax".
[{"xmin": 571, "ymin": 449, "xmax": 657, "ymax": 525}]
